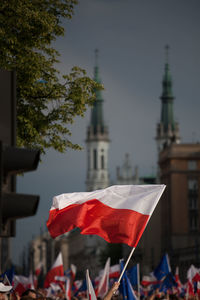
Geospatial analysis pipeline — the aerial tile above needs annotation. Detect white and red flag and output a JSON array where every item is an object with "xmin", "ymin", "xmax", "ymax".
[
  {"xmin": 35, "ymin": 261, "xmax": 43, "ymax": 277},
  {"xmin": 187, "ymin": 264, "xmax": 200, "ymax": 282},
  {"xmin": 109, "ymin": 264, "xmax": 120, "ymax": 278},
  {"xmin": 70, "ymin": 264, "xmax": 77, "ymax": 281},
  {"xmin": 86, "ymin": 270, "xmax": 97, "ymax": 300},
  {"xmin": 44, "ymin": 252, "xmax": 64, "ymax": 288},
  {"xmin": 47, "ymin": 185, "xmax": 165, "ymax": 247},
  {"xmin": 13, "ymin": 275, "xmax": 29, "ymax": 296},
  {"xmin": 65, "ymin": 277, "xmax": 71, "ymax": 300},
  {"xmin": 97, "ymin": 257, "xmax": 110, "ymax": 298}
]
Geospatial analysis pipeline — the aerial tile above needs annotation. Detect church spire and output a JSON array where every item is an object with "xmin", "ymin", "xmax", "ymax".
[
  {"xmin": 156, "ymin": 46, "xmax": 180, "ymax": 153},
  {"xmin": 86, "ymin": 50, "xmax": 110, "ymax": 192},
  {"xmin": 161, "ymin": 45, "xmax": 173, "ymax": 99},
  {"xmin": 90, "ymin": 49, "xmax": 106, "ymax": 136}
]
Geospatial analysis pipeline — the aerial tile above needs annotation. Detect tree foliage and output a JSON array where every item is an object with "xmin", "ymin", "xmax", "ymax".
[{"xmin": 0, "ymin": 0, "xmax": 101, "ymax": 153}]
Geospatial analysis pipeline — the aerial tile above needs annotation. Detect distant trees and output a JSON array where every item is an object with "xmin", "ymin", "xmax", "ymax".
[{"xmin": 0, "ymin": 0, "xmax": 101, "ymax": 153}]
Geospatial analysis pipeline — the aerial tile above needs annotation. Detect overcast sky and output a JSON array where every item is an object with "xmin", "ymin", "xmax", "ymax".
[{"xmin": 12, "ymin": 0, "xmax": 200, "ymax": 264}]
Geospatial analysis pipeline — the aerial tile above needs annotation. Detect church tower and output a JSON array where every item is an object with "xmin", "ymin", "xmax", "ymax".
[
  {"xmin": 156, "ymin": 46, "xmax": 181, "ymax": 153},
  {"xmin": 86, "ymin": 50, "xmax": 110, "ymax": 191}
]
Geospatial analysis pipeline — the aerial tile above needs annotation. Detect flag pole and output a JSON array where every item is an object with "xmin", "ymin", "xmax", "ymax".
[
  {"xmin": 137, "ymin": 263, "xmax": 140, "ymax": 300},
  {"xmin": 118, "ymin": 247, "xmax": 136, "ymax": 283}
]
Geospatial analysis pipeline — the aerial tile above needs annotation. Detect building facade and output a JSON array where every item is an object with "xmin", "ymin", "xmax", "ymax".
[{"xmin": 159, "ymin": 143, "xmax": 200, "ymax": 278}]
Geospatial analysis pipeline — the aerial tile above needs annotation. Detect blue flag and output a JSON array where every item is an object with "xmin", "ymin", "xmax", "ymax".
[
  {"xmin": 159, "ymin": 272, "xmax": 177, "ymax": 293},
  {"xmin": 120, "ymin": 260, "xmax": 137, "ymax": 300},
  {"xmin": 0, "ymin": 266, "xmax": 15, "ymax": 285},
  {"xmin": 74, "ymin": 279, "xmax": 87, "ymax": 296},
  {"xmin": 127, "ymin": 264, "xmax": 139, "ymax": 288},
  {"xmin": 153, "ymin": 253, "xmax": 171, "ymax": 280}
]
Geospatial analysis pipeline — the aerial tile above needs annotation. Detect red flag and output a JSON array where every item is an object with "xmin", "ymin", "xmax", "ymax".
[
  {"xmin": 44, "ymin": 252, "xmax": 64, "ymax": 288},
  {"xmin": 47, "ymin": 185, "xmax": 165, "ymax": 247}
]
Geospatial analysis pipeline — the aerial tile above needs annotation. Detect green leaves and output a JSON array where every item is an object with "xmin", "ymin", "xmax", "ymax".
[{"xmin": 0, "ymin": 0, "xmax": 102, "ymax": 154}]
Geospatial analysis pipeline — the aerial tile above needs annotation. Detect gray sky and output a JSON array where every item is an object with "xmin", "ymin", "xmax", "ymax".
[{"xmin": 12, "ymin": 0, "xmax": 200, "ymax": 264}]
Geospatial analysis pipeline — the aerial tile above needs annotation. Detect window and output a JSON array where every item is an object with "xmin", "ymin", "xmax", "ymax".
[
  {"xmin": 101, "ymin": 155, "xmax": 104, "ymax": 169},
  {"xmin": 188, "ymin": 179, "xmax": 198, "ymax": 192},
  {"xmin": 93, "ymin": 149, "xmax": 97, "ymax": 170},
  {"xmin": 188, "ymin": 178, "xmax": 199, "ymax": 232},
  {"xmin": 190, "ymin": 214, "xmax": 198, "ymax": 231},
  {"xmin": 188, "ymin": 160, "xmax": 197, "ymax": 170}
]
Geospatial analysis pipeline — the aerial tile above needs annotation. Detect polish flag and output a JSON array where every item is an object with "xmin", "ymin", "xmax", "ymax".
[
  {"xmin": 35, "ymin": 261, "xmax": 43, "ymax": 277},
  {"xmin": 65, "ymin": 277, "xmax": 71, "ymax": 300},
  {"xmin": 86, "ymin": 270, "xmax": 97, "ymax": 300},
  {"xmin": 175, "ymin": 267, "xmax": 182, "ymax": 287},
  {"xmin": 187, "ymin": 265, "xmax": 200, "ymax": 282},
  {"xmin": 70, "ymin": 264, "xmax": 77, "ymax": 281},
  {"xmin": 13, "ymin": 275, "xmax": 29, "ymax": 296},
  {"xmin": 197, "ymin": 282, "xmax": 200, "ymax": 296},
  {"xmin": 47, "ymin": 185, "xmax": 165, "ymax": 247},
  {"xmin": 141, "ymin": 274, "xmax": 159, "ymax": 286},
  {"xmin": 44, "ymin": 252, "xmax": 64, "ymax": 288},
  {"xmin": 27, "ymin": 273, "xmax": 37, "ymax": 289},
  {"xmin": 109, "ymin": 264, "xmax": 120, "ymax": 278},
  {"xmin": 97, "ymin": 257, "xmax": 110, "ymax": 298}
]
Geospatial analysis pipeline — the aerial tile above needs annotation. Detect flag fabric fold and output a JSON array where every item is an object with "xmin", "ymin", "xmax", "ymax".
[
  {"xmin": 97, "ymin": 257, "xmax": 110, "ymax": 298},
  {"xmin": 86, "ymin": 270, "xmax": 97, "ymax": 300},
  {"xmin": 127, "ymin": 264, "xmax": 139, "ymax": 289},
  {"xmin": 44, "ymin": 252, "xmax": 64, "ymax": 288},
  {"xmin": 153, "ymin": 253, "xmax": 171, "ymax": 280},
  {"xmin": 120, "ymin": 260, "xmax": 138, "ymax": 300},
  {"xmin": 47, "ymin": 185, "xmax": 165, "ymax": 247}
]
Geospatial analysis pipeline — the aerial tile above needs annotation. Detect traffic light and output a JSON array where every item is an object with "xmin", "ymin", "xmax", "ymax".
[{"xmin": 0, "ymin": 141, "xmax": 40, "ymax": 237}]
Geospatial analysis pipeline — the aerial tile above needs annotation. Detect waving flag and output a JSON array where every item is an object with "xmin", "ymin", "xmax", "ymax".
[
  {"xmin": 86, "ymin": 270, "xmax": 97, "ymax": 300},
  {"xmin": 153, "ymin": 253, "xmax": 171, "ymax": 280},
  {"xmin": 110, "ymin": 264, "xmax": 120, "ymax": 278},
  {"xmin": 65, "ymin": 278, "xmax": 71, "ymax": 300},
  {"xmin": 70, "ymin": 264, "xmax": 77, "ymax": 281},
  {"xmin": 47, "ymin": 185, "xmax": 165, "ymax": 247},
  {"xmin": 141, "ymin": 274, "xmax": 159, "ymax": 287},
  {"xmin": 120, "ymin": 260, "xmax": 138, "ymax": 300},
  {"xmin": 187, "ymin": 265, "xmax": 200, "ymax": 282},
  {"xmin": 97, "ymin": 257, "xmax": 110, "ymax": 298},
  {"xmin": 159, "ymin": 273, "xmax": 177, "ymax": 293},
  {"xmin": 35, "ymin": 261, "xmax": 43, "ymax": 277},
  {"xmin": 128, "ymin": 264, "xmax": 139, "ymax": 289},
  {"xmin": 0, "ymin": 266, "xmax": 15, "ymax": 285},
  {"xmin": 13, "ymin": 275, "xmax": 29, "ymax": 296},
  {"xmin": 44, "ymin": 252, "xmax": 64, "ymax": 288}
]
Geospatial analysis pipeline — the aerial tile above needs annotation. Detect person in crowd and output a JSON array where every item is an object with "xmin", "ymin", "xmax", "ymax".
[
  {"xmin": 103, "ymin": 282, "xmax": 120, "ymax": 300},
  {"xmin": 21, "ymin": 289, "xmax": 37, "ymax": 299}
]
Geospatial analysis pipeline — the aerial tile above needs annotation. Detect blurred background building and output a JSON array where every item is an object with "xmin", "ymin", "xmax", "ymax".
[{"xmin": 28, "ymin": 47, "xmax": 200, "ymax": 282}]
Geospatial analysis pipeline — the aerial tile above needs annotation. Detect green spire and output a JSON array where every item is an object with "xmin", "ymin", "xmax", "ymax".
[
  {"xmin": 91, "ymin": 49, "xmax": 105, "ymax": 134},
  {"xmin": 161, "ymin": 45, "xmax": 173, "ymax": 98},
  {"xmin": 160, "ymin": 45, "xmax": 175, "ymax": 131}
]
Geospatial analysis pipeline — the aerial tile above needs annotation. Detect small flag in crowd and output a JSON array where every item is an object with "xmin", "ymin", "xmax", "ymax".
[
  {"xmin": 97, "ymin": 257, "xmax": 110, "ymax": 298},
  {"xmin": 153, "ymin": 253, "xmax": 171, "ymax": 280},
  {"xmin": 86, "ymin": 270, "xmax": 97, "ymax": 300},
  {"xmin": 47, "ymin": 185, "xmax": 165, "ymax": 247},
  {"xmin": 44, "ymin": 252, "xmax": 64, "ymax": 288},
  {"xmin": 120, "ymin": 260, "xmax": 138, "ymax": 300},
  {"xmin": 35, "ymin": 261, "xmax": 43, "ymax": 277},
  {"xmin": 127, "ymin": 264, "xmax": 139, "ymax": 289}
]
